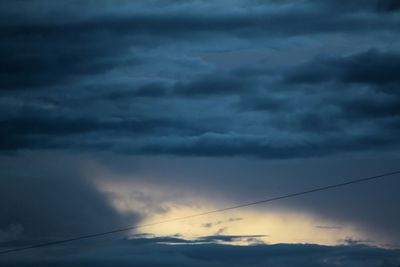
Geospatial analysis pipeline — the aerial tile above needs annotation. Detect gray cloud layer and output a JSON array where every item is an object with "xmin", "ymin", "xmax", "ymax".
[
  {"xmin": 1, "ymin": 0, "xmax": 400, "ymax": 159},
  {"xmin": 0, "ymin": 155, "xmax": 140, "ymax": 244},
  {"xmin": 1, "ymin": 236, "xmax": 399, "ymax": 267}
]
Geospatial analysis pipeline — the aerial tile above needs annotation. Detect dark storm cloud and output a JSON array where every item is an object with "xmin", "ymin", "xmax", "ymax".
[
  {"xmin": 0, "ymin": 28, "xmax": 140, "ymax": 90},
  {"xmin": 239, "ymin": 88, "xmax": 400, "ymax": 135},
  {"xmin": 139, "ymin": 128, "xmax": 399, "ymax": 158},
  {"xmin": 334, "ymin": 92, "xmax": 400, "ymax": 120},
  {"xmin": 303, "ymin": 0, "xmax": 400, "ymax": 13},
  {"xmin": 139, "ymin": 133, "xmax": 316, "ymax": 158},
  {"xmin": 2, "ymin": 89, "xmax": 400, "ymax": 158},
  {"xmin": 103, "ymin": 82, "xmax": 170, "ymax": 99},
  {"xmin": 101, "ymin": 73, "xmax": 250, "ymax": 99},
  {"xmin": 173, "ymin": 74, "xmax": 250, "ymax": 97},
  {"xmin": 3, "ymin": 4, "xmax": 398, "ymax": 38},
  {"xmin": 1, "ymin": 0, "xmax": 399, "ymax": 91},
  {"xmin": 0, "ymin": 170, "xmax": 139, "ymax": 243},
  {"xmin": 2, "ymin": 52, "xmax": 400, "ymax": 159},
  {"xmin": 377, "ymin": 0, "xmax": 400, "ymax": 12},
  {"xmin": 1, "ymin": 236, "xmax": 399, "ymax": 267},
  {"xmin": 285, "ymin": 50, "xmax": 400, "ymax": 85},
  {"xmin": 236, "ymin": 94, "xmax": 289, "ymax": 111},
  {"xmin": 0, "ymin": 114, "xmax": 194, "ymax": 151},
  {"xmin": 1, "ymin": 0, "xmax": 399, "ymax": 159},
  {"xmin": 0, "ymin": 115, "xmax": 184, "ymax": 136}
]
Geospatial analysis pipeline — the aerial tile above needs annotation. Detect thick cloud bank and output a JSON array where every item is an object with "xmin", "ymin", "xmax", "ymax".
[
  {"xmin": 0, "ymin": 155, "xmax": 140, "ymax": 243},
  {"xmin": 1, "ymin": 0, "xmax": 400, "ymax": 158},
  {"xmin": 0, "ymin": 236, "xmax": 399, "ymax": 267}
]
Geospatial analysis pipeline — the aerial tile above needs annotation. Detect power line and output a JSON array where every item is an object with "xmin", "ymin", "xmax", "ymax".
[{"xmin": 1, "ymin": 170, "xmax": 399, "ymax": 255}]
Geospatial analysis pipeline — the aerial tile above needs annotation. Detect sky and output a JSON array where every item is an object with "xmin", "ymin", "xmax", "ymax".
[{"xmin": 1, "ymin": 0, "xmax": 400, "ymax": 266}]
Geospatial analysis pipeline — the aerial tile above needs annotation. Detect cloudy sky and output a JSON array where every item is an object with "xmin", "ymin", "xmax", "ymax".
[{"xmin": 1, "ymin": 0, "xmax": 400, "ymax": 266}]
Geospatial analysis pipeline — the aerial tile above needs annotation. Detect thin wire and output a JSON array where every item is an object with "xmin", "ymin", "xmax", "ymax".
[{"xmin": 1, "ymin": 170, "xmax": 399, "ymax": 255}]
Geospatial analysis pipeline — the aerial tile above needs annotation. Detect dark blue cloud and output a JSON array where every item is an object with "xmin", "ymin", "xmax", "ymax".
[
  {"xmin": 2, "ymin": 47, "xmax": 400, "ymax": 158},
  {"xmin": 0, "ymin": 169, "xmax": 140, "ymax": 243},
  {"xmin": 284, "ymin": 50, "xmax": 400, "ymax": 85},
  {"xmin": 1, "ymin": 236, "xmax": 399, "ymax": 267},
  {"xmin": 1, "ymin": 0, "xmax": 399, "ymax": 90},
  {"xmin": 0, "ymin": 114, "xmax": 192, "ymax": 151},
  {"xmin": 377, "ymin": 0, "xmax": 400, "ymax": 12}
]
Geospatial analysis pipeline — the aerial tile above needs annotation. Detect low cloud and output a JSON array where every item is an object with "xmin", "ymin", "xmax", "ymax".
[
  {"xmin": 284, "ymin": 50, "xmax": 400, "ymax": 85},
  {"xmin": 1, "ymin": 236, "xmax": 399, "ymax": 267},
  {"xmin": 0, "ymin": 159, "xmax": 140, "ymax": 243}
]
